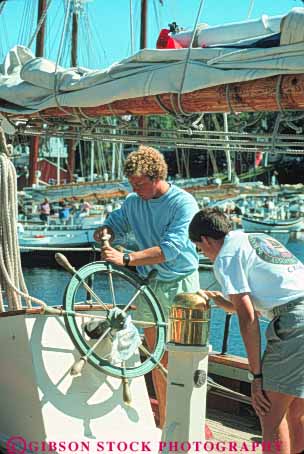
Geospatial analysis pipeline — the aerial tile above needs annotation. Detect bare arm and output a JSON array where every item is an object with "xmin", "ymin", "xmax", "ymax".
[
  {"xmin": 127, "ymin": 246, "xmax": 165, "ymax": 266},
  {"xmin": 102, "ymin": 245, "xmax": 166, "ymax": 267},
  {"xmin": 199, "ymin": 290, "xmax": 236, "ymax": 313},
  {"xmin": 230, "ymin": 293, "xmax": 261, "ymax": 373},
  {"xmin": 95, "ymin": 226, "xmax": 166, "ymax": 266},
  {"xmin": 230, "ymin": 292, "xmax": 270, "ymax": 416}
]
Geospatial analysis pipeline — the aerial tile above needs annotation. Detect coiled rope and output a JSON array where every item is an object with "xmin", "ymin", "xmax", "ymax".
[{"xmin": 0, "ymin": 128, "xmax": 46, "ymax": 311}]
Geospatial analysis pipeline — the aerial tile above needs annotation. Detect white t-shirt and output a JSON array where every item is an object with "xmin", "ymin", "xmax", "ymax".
[{"xmin": 214, "ymin": 230, "xmax": 304, "ymax": 318}]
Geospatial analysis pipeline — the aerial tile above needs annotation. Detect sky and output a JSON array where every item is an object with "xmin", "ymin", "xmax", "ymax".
[{"xmin": 0, "ymin": 0, "xmax": 304, "ymax": 69}]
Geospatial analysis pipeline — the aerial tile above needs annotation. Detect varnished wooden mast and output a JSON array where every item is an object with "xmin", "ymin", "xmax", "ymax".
[
  {"xmin": 67, "ymin": 8, "xmax": 78, "ymax": 183},
  {"xmin": 140, "ymin": 0, "xmax": 147, "ymax": 49},
  {"xmin": 139, "ymin": 0, "xmax": 148, "ymax": 130},
  {"xmin": 28, "ymin": 0, "xmax": 47, "ymax": 186}
]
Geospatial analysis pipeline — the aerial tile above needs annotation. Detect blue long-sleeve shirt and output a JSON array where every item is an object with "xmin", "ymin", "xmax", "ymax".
[{"xmin": 103, "ymin": 184, "xmax": 199, "ymax": 281}]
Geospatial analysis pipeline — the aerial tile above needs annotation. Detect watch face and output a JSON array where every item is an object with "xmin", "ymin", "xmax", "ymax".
[
  {"xmin": 248, "ymin": 371, "xmax": 254, "ymax": 382},
  {"xmin": 248, "ymin": 371, "xmax": 262, "ymax": 382}
]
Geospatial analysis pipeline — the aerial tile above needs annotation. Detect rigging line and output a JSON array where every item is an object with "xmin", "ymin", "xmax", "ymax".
[
  {"xmin": 130, "ymin": 0, "xmax": 141, "ymax": 56},
  {"xmin": 225, "ymin": 84, "xmax": 235, "ymax": 116},
  {"xmin": 53, "ymin": 0, "xmax": 79, "ymax": 119},
  {"xmin": 0, "ymin": 15, "xmax": 9, "ymax": 56},
  {"xmin": 247, "ymin": 0, "xmax": 255, "ymax": 19},
  {"xmin": 17, "ymin": 0, "xmax": 30, "ymax": 45},
  {"xmin": 83, "ymin": 8, "xmax": 101, "ymax": 68},
  {"xmin": 239, "ymin": 112, "xmax": 265, "ymax": 132},
  {"xmin": 47, "ymin": 1, "xmax": 63, "ymax": 57},
  {"xmin": 152, "ymin": 0, "xmax": 161, "ymax": 32},
  {"xmin": 27, "ymin": 0, "xmax": 53, "ymax": 49},
  {"xmin": 88, "ymin": 9, "xmax": 109, "ymax": 67},
  {"xmin": 28, "ymin": 4, "xmax": 36, "ymax": 47},
  {"xmin": 55, "ymin": 0, "xmax": 72, "ymax": 69},
  {"xmin": 271, "ymin": 74, "xmax": 284, "ymax": 153},
  {"xmin": 157, "ymin": 0, "xmax": 164, "ymax": 28},
  {"xmin": 177, "ymin": 0, "xmax": 206, "ymax": 117},
  {"xmin": 129, "ymin": 0, "xmax": 135, "ymax": 55},
  {"xmin": 82, "ymin": 11, "xmax": 92, "ymax": 67}
]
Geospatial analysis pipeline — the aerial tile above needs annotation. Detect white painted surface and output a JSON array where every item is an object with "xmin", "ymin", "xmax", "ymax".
[
  {"xmin": 162, "ymin": 344, "xmax": 210, "ymax": 453},
  {"xmin": 0, "ymin": 314, "xmax": 160, "ymax": 454}
]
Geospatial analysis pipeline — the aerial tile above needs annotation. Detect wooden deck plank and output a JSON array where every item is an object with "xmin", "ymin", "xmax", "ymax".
[{"xmin": 206, "ymin": 409, "xmax": 262, "ymax": 453}]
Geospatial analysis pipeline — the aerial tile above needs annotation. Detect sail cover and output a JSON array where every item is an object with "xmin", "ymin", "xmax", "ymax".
[{"xmin": 1, "ymin": 8, "xmax": 304, "ymax": 116}]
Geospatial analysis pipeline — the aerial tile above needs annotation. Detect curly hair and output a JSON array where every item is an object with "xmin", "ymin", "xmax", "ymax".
[{"xmin": 124, "ymin": 145, "xmax": 168, "ymax": 180}]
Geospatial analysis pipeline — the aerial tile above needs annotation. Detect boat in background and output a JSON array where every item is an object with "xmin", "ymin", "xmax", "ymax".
[
  {"xmin": 241, "ymin": 215, "xmax": 304, "ymax": 245},
  {"xmin": 18, "ymin": 212, "xmax": 139, "ymax": 267},
  {"xmin": 18, "ymin": 215, "xmax": 101, "ymax": 267},
  {"xmin": 241, "ymin": 215, "xmax": 303, "ymax": 232}
]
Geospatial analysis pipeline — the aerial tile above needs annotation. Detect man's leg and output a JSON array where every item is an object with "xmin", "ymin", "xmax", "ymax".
[
  {"xmin": 144, "ymin": 326, "xmax": 168, "ymax": 429},
  {"xmin": 286, "ymin": 397, "xmax": 304, "ymax": 454},
  {"xmin": 260, "ymin": 390, "xmax": 295, "ymax": 454}
]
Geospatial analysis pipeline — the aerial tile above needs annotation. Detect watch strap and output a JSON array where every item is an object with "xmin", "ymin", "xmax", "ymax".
[
  {"xmin": 123, "ymin": 253, "xmax": 131, "ymax": 267},
  {"xmin": 252, "ymin": 372, "xmax": 263, "ymax": 379},
  {"xmin": 248, "ymin": 371, "xmax": 263, "ymax": 382}
]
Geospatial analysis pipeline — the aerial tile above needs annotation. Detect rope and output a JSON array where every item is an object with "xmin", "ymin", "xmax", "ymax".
[
  {"xmin": 239, "ymin": 112, "xmax": 264, "ymax": 133},
  {"xmin": 154, "ymin": 94, "xmax": 175, "ymax": 115},
  {"xmin": 0, "ymin": 128, "xmax": 46, "ymax": 311},
  {"xmin": 271, "ymin": 75, "xmax": 285, "ymax": 153},
  {"xmin": 27, "ymin": 0, "xmax": 53, "ymax": 49},
  {"xmin": 273, "ymin": 77, "xmax": 304, "ymax": 138},
  {"xmin": 247, "ymin": 0, "xmax": 255, "ymax": 19},
  {"xmin": 129, "ymin": 0, "xmax": 135, "ymax": 55},
  {"xmin": 176, "ymin": 0, "xmax": 205, "ymax": 116},
  {"xmin": 225, "ymin": 84, "xmax": 236, "ymax": 115},
  {"xmin": 154, "ymin": 94, "xmax": 206, "ymax": 130},
  {"xmin": 107, "ymin": 103, "xmax": 119, "ymax": 117},
  {"xmin": 52, "ymin": 0, "xmax": 82, "ymax": 121},
  {"xmin": 275, "ymin": 75, "xmax": 284, "ymax": 114},
  {"xmin": 270, "ymin": 112, "xmax": 283, "ymax": 153},
  {"xmin": 207, "ymin": 376, "xmax": 251, "ymax": 404},
  {"xmin": 77, "ymin": 107, "xmax": 98, "ymax": 121}
]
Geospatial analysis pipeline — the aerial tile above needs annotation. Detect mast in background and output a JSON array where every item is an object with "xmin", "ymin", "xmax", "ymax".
[
  {"xmin": 67, "ymin": 5, "xmax": 79, "ymax": 183},
  {"xmin": 28, "ymin": 0, "xmax": 47, "ymax": 186},
  {"xmin": 140, "ymin": 0, "xmax": 147, "ymax": 49},
  {"xmin": 139, "ymin": 0, "xmax": 147, "ymax": 131}
]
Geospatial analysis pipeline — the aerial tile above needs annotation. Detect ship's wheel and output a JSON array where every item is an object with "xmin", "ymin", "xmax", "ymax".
[{"xmin": 61, "ymin": 258, "xmax": 166, "ymax": 380}]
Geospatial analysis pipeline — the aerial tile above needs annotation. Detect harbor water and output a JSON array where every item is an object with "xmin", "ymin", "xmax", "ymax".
[{"xmin": 22, "ymin": 238, "xmax": 304, "ymax": 358}]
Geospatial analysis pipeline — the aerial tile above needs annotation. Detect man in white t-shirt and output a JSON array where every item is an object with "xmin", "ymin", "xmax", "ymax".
[{"xmin": 189, "ymin": 207, "xmax": 304, "ymax": 454}]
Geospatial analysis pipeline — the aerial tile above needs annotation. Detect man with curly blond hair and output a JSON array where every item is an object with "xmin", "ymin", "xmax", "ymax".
[{"xmin": 94, "ymin": 145, "xmax": 200, "ymax": 427}]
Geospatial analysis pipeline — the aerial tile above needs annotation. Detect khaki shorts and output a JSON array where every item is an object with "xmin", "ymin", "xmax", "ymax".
[
  {"xmin": 134, "ymin": 270, "xmax": 200, "ymax": 323},
  {"xmin": 262, "ymin": 299, "xmax": 304, "ymax": 398}
]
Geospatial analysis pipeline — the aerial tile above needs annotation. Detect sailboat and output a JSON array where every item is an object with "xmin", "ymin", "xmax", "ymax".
[{"xmin": 241, "ymin": 214, "xmax": 303, "ymax": 233}]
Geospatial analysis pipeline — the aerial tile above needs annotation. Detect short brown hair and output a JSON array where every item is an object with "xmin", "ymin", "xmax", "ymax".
[
  {"xmin": 124, "ymin": 145, "xmax": 168, "ymax": 180},
  {"xmin": 189, "ymin": 207, "xmax": 232, "ymax": 242}
]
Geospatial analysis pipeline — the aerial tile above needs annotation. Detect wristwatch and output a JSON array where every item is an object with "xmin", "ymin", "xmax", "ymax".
[
  {"xmin": 123, "ymin": 253, "xmax": 131, "ymax": 267},
  {"xmin": 248, "ymin": 371, "xmax": 263, "ymax": 382}
]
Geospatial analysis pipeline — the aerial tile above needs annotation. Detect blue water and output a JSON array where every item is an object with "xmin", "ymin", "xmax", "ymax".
[{"xmin": 23, "ymin": 239, "xmax": 304, "ymax": 358}]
